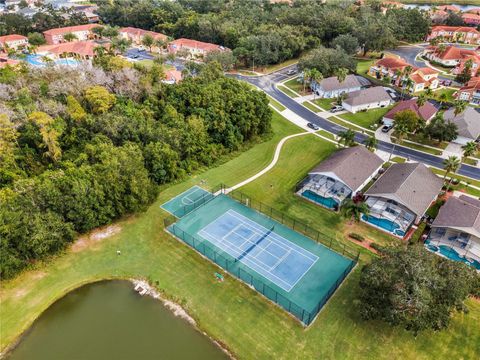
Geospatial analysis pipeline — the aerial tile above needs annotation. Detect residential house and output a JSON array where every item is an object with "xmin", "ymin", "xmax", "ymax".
[
  {"xmin": 297, "ymin": 146, "xmax": 384, "ymax": 210},
  {"xmin": 342, "ymin": 86, "xmax": 393, "ymax": 113},
  {"xmin": 119, "ymin": 27, "xmax": 168, "ymax": 50},
  {"xmin": 368, "ymin": 57, "xmax": 439, "ymax": 92},
  {"xmin": 443, "ymin": 107, "xmax": 480, "ymax": 144},
  {"xmin": 427, "ymin": 26, "xmax": 480, "ymax": 45},
  {"xmin": 437, "ymin": 5, "xmax": 461, "ymax": 12},
  {"xmin": 363, "ymin": 162, "xmax": 443, "ymax": 237},
  {"xmin": 43, "ymin": 24, "xmax": 100, "ymax": 45},
  {"xmin": 456, "ymin": 76, "xmax": 480, "ymax": 104},
  {"xmin": 423, "ymin": 45, "xmax": 480, "ymax": 76},
  {"xmin": 382, "ymin": 98, "xmax": 438, "ymax": 126},
  {"xmin": 429, "ymin": 9, "xmax": 449, "ymax": 24},
  {"xmin": 310, "ymin": 74, "xmax": 370, "ymax": 98},
  {"xmin": 0, "ymin": 55, "xmax": 19, "ymax": 68},
  {"xmin": 0, "ymin": 34, "xmax": 28, "ymax": 50},
  {"xmin": 427, "ymin": 195, "xmax": 480, "ymax": 270},
  {"xmin": 163, "ymin": 69, "xmax": 183, "ymax": 84},
  {"xmin": 167, "ymin": 38, "xmax": 228, "ymax": 59},
  {"xmin": 462, "ymin": 13, "xmax": 480, "ymax": 26}
]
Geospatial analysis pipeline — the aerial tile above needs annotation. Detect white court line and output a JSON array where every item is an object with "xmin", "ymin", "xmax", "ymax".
[
  {"xmin": 198, "ymin": 211, "xmax": 319, "ymax": 292},
  {"xmin": 160, "ymin": 185, "xmax": 208, "ymax": 213},
  {"xmin": 268, "ymin": 248, "xmax": 292, "ymax": 272},
  {"xmin": 181, "ymin": 187, "xmax": 207, "ymax": 205},
  {"xmin": 230, "ymin": 227, "xmax": 283, "ymax": 262},
  {"xmin": 226, "ymin": 210, "xmax": 318, "ymax": 261}
]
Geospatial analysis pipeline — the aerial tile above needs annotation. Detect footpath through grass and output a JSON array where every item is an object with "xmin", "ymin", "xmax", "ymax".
[{"xmin": 2, "ymin": 113, "xmax": 480, "ymax": 360}]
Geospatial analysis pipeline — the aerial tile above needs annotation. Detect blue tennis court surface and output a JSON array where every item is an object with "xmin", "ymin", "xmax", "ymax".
[
  {"xmin": 199, "ymin": 210, "xmax": 317, "ymax": 292},
  {"xmin": 161, "ymin": 186, "xmax": 211, "ymax": 216}
]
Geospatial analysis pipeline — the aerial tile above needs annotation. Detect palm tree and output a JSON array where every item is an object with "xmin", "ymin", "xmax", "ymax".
[
  {"xmin": 442, "ymin": 156, "xmax": 461, "ymax": 190},
  {"xmin": 437, "ymin": 43, "xmax": 447, "ymax": 54},
  {"xmin": 335, "ymin": 67, "xmax": 349, "ymax": 84},
  {"xmin": 416, "ymin": 94, "xmax": 426, "ymax": 107},
  {"xmin": 388, "ymin": 123, "xmax": 408, "ymax": 161},
  {"xmin": 309, "ymin": 69, "xmax": 323, "ymax": 99},
  {"xmin": 461, "ymin": 141, "xmax": 478, "ymax": 159},
  {"xmin": 338, "ymin": 129, "xmax": 356, "ymax": 147},
  {"xmin": 424, "ymin": 88, "xmax": 433, "ymax": 98},
  {"xmin": 453, "ymin": 100, "xmax": 467, "ymax": 116},
  {"xmin": 154, "ymin": 39, "xmax": 166, "ymax": 53},
  {"xmin": 341, "ymin": 199, "xmax": 370, "ymax": 224},
  {"xmin": 363, "ymin": 135, "xmax": 378, "ymax": 151},
  {"xmin": 302, "ymin": 68, "xmax": 313, "ymax": 94},
  {"xmin": 437, "ymin": 92, "xmax": 448, "ymax": 107},
  {"xmin": 111, "ymin": 38, "xmax": 130, "ymax": 55},
  {"xmin": 63, "ymin": 33, "xmax": 77, "ymax": 42}
]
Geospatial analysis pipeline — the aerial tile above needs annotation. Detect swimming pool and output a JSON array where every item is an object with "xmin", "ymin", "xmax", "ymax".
[
  {"xmin": 24, "ymin": 54, "xmax": 80, "ymax": 67},
  {"xmin": 301, "ymin": 190, "xmax": 339, "ymax": 210},
  {"xmin": 424, "ymin": 240, "xmax": 480, "ymax": 270},
  {"xmin": 361, "ymin": 214, "xmax": 405, "ymax": 237}
]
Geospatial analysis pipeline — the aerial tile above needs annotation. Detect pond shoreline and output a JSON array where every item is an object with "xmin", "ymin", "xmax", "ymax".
[{"xmin": 0, "ymin": 278, "xmax": 235, "ymax": 360}]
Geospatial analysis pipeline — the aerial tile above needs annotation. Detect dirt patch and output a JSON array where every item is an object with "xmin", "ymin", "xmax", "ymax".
[
  {"xmin": 12, "ymin": 272, "xmax": 46, "ymax": 299},
  {"xmin": 71, "ymin": 225, "xmax": 121, "ymax": 253}
]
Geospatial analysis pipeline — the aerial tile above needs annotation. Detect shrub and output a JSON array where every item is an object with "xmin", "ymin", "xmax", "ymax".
[{"xmin": 349, "ymin": 233, "xmax": 365, "ymax": 242}]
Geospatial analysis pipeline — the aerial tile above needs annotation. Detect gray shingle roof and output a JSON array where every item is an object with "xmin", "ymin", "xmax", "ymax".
[
  {"xmin": 317, "ymin": 74, "xmax": 362, "ymax": 92},
  {"xmin": 432, "ymin": 195, "xmax": 480, "ymax": 237},
  {"xmin": 365, "ymin": 162, "xmax": 443, "ymax": 217},
  {"xmin": 343, "ymin": 86, "xmax": 391, "ymax": 107},
  {"xmin": 309, "ymin": 146, "xmax": 384, "ymax": 191},
  {"xmin": 444, "ymin": 107, "xmax": 480, "ymax": 140}
]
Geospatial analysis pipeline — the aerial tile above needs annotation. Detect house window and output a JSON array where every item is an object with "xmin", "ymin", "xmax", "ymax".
[{"xmin": 434, "ymin": 228, "xmax": 447, "ymax": 236}]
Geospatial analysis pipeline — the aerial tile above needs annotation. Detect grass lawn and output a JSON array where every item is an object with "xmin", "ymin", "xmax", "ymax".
[
  {"xmin": 312, "ymin": 97, "xmax": 335, "ymax": 110},
  {"xmin": 268, "ymin": 96, "xmax": 286, "ymax": 112},
  {"xmin": 302, "ymin": 101, "xmax": 320, "ymax": 112},
  {"xmin": 406, "ymin": 133, "xmax": 449, "ymax": 150},
  {"xmin": 339, "ymin": 107, "xmax": 392, "ymax": 131},
  {"xmin": 317, "ymin": 130, "xmax": 336, "ymax": 140},
  {"xmin": 329, "ymin": 116, "xmax": 375, "ymax": 135},
  {"xmin": 277, "ymin": 85, "xmax": 298, "ymax": 98},
  {"xmin": 431, "ymin": 88, "xmax": 456, "ymax": 103},
  {"xmin": 2, "ymin": 113, "xmax": 480, "ymax": 360},
  {"xmin": 284, "ymin": 77, "xmax": 307, "ymax": 94},
  {"xmin": 355, "ymin": 58, "xmax": 374, "ymax": 75},
  {"xmin": 463, "ymin": 157, "xmax": 478, "ymax": 166},
  {"xmin": 256, "ymin": 57, "xmax": 299, "ymax": 74}
]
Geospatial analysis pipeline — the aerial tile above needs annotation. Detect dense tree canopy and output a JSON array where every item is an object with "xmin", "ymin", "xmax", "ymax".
[
  {"xmin": 359, "ymin": 245, "xmax": 480, "ymax": 334},
  {"xmin": 0, "ymin": 61, "xmax": 272, "ymax": 278}
]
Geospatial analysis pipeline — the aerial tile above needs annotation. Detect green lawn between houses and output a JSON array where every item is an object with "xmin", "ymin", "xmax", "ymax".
[
  {"xmin": 313, "ymin": 97, "xmax": 335, "ymax": 110},
  {"xmin": 2, "ymin": 112, "xmax": 480, "ymax": 360},
  {"xmin": 339, "ymin": 106, "xmax": 393, "ymax": 131}
]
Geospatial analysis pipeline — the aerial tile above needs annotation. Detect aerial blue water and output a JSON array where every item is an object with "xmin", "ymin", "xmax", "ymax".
[
  {"xmin": 424, "ymin": 239, "xmax": 480, "ymax": 270},
  {"xmin": 361, "ymin": 214, "xmax": 405, "ymax": 237},
  {"xmin": 24, "ymin": 54, "xmax": 80, "ymax": 67},
  {"xmin": 301, "ymin": 190, "xmax": 338, "ymax": 210}
]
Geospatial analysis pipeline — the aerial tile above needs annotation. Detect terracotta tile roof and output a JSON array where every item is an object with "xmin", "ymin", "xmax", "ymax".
[
  {"xmin": 43, "ymin": 24, "xmax": 99, "ymax": 36},
  {"xmin": 38, "ymin": 41, "xmax": 107, "ymax": 57},
  {"xmin": 375, "ymin": 57, "xmax": 410, "ymax": 70},
  {"xmin": 468, "ymin": 7, "xmax": 480, "ymax": 15},
  {"xmin": 438, "ymin": 5, "xmax": 460, "ymax": 12},
  {"xmin": 119, "ymin": 27, "xmax": 168, "ymax": 41},
  {"xmin": 0, "ymin": 34, "xmax": 27, "ymax": 43},
  {"xmin": 430, "ymin": 46, "xmax": 479, "ymax": 61},
  {"xmin": 431, "ymin": 25, "xmax": 480, "ymax": 34},
  {"xmin": 462, "ymin": 13, "xmax": 480, "ymax": 21},
  {"xmin": 409, "ymin": 73, "xmax": 425, "ymax": 84},
  {"xmin": 417, "ymin": 67, "xmax": 438, "ymax": 75},
  {"xmin": 383, "ymin": 99, "xmax": 438, "ymax": 122},
  {"xmin": 0, "ymin": 56, "xmax": 20, "ymax": 68},
  {"xmin": 164, "ymin": 69, "xmax": 182, "ymax": 83},
  {"xmin": 169, "ymin": 38, "xmax": 227, "ymax": 52}
]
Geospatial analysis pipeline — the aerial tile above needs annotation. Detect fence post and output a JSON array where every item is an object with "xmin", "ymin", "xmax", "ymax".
[
  {"xmin": 316, "ymin": 232, "xmax": 319, "ymax": 242},
  {"xmin": 329, "ymin": 238, "xmax": 332, "ymax": 248}
]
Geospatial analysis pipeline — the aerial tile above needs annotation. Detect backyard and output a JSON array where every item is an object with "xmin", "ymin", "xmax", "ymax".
[{"xmin": 1, "ymin": 113, "xmax": 480, "ymax": 360}]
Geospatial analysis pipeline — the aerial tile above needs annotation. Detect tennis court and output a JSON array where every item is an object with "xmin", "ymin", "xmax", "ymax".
[
  {"xmin": 199, "ymin": 210, "xmax": 317, "ymax": 292},
  {"xmin": 165, "ymin": 193, "xmax": 355, "ymax": 324},
  {"xmin": 161, "ymin": 186, "xmax": 212, "ymax": 216}
]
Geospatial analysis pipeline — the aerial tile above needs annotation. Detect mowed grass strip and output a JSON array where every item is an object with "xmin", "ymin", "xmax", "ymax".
[{"xmin": 1, "ymin": 113, "xmax": 479, "ymax": 360}]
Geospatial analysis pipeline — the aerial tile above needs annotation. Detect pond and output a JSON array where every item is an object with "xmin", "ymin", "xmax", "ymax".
[
  {"xmin": 6, "ymin": 281, "xmax": 228, "ymax": 360},
  {"xmin": 404, "ymin": 3, "xmax": 479, "ymax": 11}
]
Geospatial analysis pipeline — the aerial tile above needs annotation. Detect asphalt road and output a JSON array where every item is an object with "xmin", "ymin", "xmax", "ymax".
[{"xmin": 232, "ymin": 66, "xmax": 480, "ymax": 180}]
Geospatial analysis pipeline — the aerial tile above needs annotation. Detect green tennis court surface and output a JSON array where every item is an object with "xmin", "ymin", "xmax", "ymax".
[
  {"xmin": 166, "ymin": 192, "xmax": 355, "ymax": 325},
  {"xmin": 161, "ymin": 186, "xmax": 212, "ymax": 217}
]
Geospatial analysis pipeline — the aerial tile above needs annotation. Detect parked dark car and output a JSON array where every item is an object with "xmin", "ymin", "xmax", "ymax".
[
  {"xmin": 286, "ymin": 69, "xmax": 296, "ymax": 76},
  {"xmin": 381, "ymin": 124, "xmax": 393, "ymax": 133},
  {"xmin": 307, "ymin": 122, "xmax": 320, "ymax": 130}
]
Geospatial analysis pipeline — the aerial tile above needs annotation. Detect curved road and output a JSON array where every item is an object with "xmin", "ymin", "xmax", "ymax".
[{"xmin": 232, "ymin": 66, "xmax": 480, "ymax": 180}]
